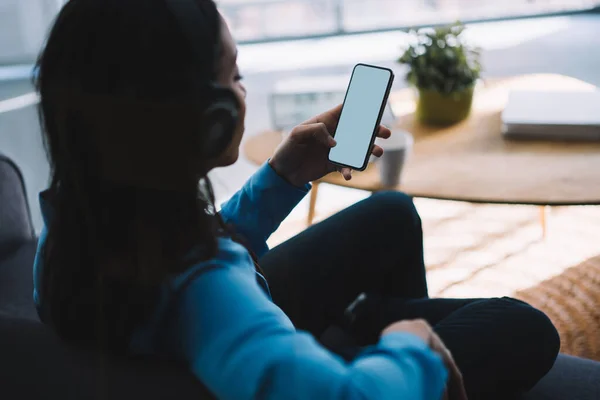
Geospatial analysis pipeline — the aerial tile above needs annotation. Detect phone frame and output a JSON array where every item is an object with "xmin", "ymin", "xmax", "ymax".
[{"xmin": 328, "ymin": 63, "xmax": 395, "ymax": 171}]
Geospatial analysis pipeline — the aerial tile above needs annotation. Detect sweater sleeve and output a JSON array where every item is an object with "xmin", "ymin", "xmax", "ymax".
[
  {"xmin": 219, "ymin": 162, "xmax": 310, "ymax": 258},
  {"xmin": 168, "ymin": 242, "xmax": 448, "ymax": 400}
]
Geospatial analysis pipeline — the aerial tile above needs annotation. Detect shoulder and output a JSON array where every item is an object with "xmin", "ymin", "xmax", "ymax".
[
  {"xmin": 173, "ymin": 237, "xmax": 256, "ymax": 289},
  {"xmin": 131, "ymin": 236, "xmax": 266, "ymax": 354},
  {"xmin": 161, "ymin": 238, "xmax": 282, "ymax": 349}
]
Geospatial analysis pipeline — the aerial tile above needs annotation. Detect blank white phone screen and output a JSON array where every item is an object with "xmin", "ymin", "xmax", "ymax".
[{"xmin": 329, "ymin": 65, "xmax": 391, "ymax": 169}]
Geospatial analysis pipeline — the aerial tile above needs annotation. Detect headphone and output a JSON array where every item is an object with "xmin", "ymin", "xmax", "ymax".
[{"xmin": 164, "ymin": 0, "xmax": 240, "ymax": 159}]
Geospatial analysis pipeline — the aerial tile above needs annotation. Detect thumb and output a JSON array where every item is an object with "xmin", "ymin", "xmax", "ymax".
[{"xmin": 291, "ymin": 123, "xmax": 336, "ymax": 148}]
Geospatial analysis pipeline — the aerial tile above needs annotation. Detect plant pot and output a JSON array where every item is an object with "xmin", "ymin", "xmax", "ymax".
[{"xmin": 416, "ymin": 86, "xmax": 474, "ymax": 126}]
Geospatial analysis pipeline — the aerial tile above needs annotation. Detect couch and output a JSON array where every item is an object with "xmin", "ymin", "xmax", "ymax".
[{"xmin": 1, "ymin": 152, "xmax": 598, "ymax": 399}]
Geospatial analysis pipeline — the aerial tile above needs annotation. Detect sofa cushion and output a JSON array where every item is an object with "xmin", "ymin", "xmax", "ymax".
[
  {"xmin": 524, "ymin": 354, "xmax": 600, "ymax": 400},
  {"xmin": 0, "ymin": 316, "xmax": 214, "ymax": 400}
]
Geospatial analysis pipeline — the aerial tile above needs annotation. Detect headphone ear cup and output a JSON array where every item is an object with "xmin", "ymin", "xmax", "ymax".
[{"xmin": 201, "ymin": 87, "xmax": 239, "ymax": 158}]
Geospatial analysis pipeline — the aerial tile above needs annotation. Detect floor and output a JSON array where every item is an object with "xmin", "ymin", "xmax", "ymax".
[
  {"xmin": 271, "ymin": 196, "xmax": 600, "ymax": 299},
  {"xmin": 2, "ymin": 13, "xmax": 600, "ymax": 299}
]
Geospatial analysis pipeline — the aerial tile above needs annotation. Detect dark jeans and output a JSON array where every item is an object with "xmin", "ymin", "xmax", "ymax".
[{"xmin": 260, "ymin": 192, "xmax": 560, "ymax": 400}]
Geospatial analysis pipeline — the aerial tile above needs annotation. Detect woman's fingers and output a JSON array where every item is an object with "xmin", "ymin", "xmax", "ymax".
[
  {"xmin": 447, "ymin": 353, "xmax": 468, "ymax": 400},
  {"xmin": 381, "ymin": 320, "xmax": 466, "ymax": 400},
  {"xmin": 446, "ymin": 358, "xmax": 466, "ymax": 400},
  {"xmin": 339, "ymin": 167, "xmax": 352, "ymax": 181},
  {"xmin": 371, "ymin": 145, "xmax": 384, "ymax": 157},
  {"xmin": 376, "ymin": 124, "xmax": 392, "ymax": 139},
  {"xmin": 290, "ymin": 119, "xmax": 384, "ymax": 182},
  {"xmin": 326, "ymin": 166, "xmax": 352, "ymax": 180},
  {"xmin": 430, "ymin": 334, "xmax": 468, "ymax": 400}
]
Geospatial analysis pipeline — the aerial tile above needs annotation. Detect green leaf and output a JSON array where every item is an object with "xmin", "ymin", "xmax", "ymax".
[{"xmin": 398, "ymin": 21, "xmax": 481, "ymax": 93}]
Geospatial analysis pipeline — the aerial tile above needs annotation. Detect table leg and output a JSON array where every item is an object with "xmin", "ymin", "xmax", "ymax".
[
  {"xmin": 307, "ymin": 181, "xmax": 320, "ymax": 226},
  {"xmin": 539, "ymin": 205, "xmax": 550, "ymax": 239}
]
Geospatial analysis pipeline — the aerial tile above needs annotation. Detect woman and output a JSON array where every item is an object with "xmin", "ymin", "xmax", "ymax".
[{"xmin": 33, "ymin": 1, "xmax": 559, "ymax": 399}]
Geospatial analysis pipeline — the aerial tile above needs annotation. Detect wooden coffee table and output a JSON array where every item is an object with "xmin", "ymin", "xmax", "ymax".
[{"xmin": 244, "ymin": 74, "xmax": 600, "ymax": 230}]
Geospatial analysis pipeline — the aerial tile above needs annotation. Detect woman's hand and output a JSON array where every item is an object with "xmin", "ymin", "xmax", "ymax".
[
  {"xmin": 269, "ymin": 104, "xmax": 391, "ymax": 187},
  {"xmin": 382, "ymin": 319, "xmax": 468, "ymax": 400}
]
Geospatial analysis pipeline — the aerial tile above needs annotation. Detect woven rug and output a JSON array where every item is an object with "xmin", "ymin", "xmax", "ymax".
[{"xmin": 515, "ymin": 255, "xmax": 600, "ymax": 361}]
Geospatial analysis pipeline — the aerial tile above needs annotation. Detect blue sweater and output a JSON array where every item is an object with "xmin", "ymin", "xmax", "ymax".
[{"xmin": 33, "ymin": 163, "xmax": 447, "ymax": 400}]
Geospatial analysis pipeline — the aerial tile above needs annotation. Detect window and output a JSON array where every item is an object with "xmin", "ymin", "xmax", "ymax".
[
  {"xmin": 0, "ymin": 0, "xmax": 65, "ymax": 64},
  {"xmin": 219, "ymin": 0, "xmax": 600, "ymax": 42}
]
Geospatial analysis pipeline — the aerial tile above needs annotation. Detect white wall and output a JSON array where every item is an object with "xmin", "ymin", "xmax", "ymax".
[{"xmin": 0, "ymin": 0, "xmax": 63, "ymax": 64}]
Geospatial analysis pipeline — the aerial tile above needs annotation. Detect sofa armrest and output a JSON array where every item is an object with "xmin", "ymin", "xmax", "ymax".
[{"xmin": 524, "ymin": 354, "xmax": 600, "ymax": 400}]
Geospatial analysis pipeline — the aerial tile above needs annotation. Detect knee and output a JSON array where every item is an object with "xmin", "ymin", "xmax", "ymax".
[
  {"xmin": 367, "ymin": 192, "xmax": 421, "ymax": 228},
  {"xmin": 493, "ymin": 297, "xmax": 560, "ymax": 353},
  {"xmin": 502, "ymin": 297, "xmax": 559, "ymax": 343},
  {"xmin": 493, "ymin": 297, "xmax": 560, "ymax": 386}
]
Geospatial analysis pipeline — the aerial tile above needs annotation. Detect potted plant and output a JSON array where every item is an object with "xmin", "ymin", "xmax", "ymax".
[{"xmin": 398, "ymin": 22, "xmax": 482, "ymax": 126}]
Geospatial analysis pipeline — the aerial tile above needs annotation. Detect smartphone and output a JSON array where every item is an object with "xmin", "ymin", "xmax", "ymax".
[{"xmin": 328, "ymin": 63, "xmax": 394, "ymax": 171}]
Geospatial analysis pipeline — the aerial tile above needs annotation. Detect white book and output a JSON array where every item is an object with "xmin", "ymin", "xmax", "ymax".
[{"xmin": 502, "ymin": 90, "xmax": 600, "ymax": 141}]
